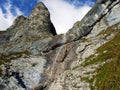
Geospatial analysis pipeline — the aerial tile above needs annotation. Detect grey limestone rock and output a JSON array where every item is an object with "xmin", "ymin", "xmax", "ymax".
[
  {"xmin": 66, "ymin": 0, "xmax": 120, "ymax": 42},
  {"xmin": 0, "ymin": 2, "xmax": 57, "ymax": 55},
  {"xmin": 9, "ymin": 2, "xmax": 56, "ymax": 42},
  {"xmin": 0, "ymin": 0, "xmax": 120, "ymax": 90}
]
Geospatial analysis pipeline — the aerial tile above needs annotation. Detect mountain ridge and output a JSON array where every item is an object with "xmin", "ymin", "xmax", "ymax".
[{"xmin": 0, "ymin": 0, "xmax": 120, "ymax": 90}]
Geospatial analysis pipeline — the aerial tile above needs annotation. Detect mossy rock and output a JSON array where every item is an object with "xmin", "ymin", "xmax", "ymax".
[{"xmin": 82, "ymin": 28, "xmax": 120, "ymax": 90}]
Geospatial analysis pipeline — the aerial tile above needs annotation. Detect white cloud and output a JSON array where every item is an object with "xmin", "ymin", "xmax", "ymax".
[
  {"xmin": 0, "ymin": 0, "xmax": 93, "ymax": 34},
  {"xmin": 0, "ymin": 1, "xmax": 23, "ymax": 30},
  {"xmin": 15, "ymin": 7, "xmax": 23, "ymax": 16},
  {"xmin": 43, "ymin": 0, "xmax": 92, "ymax": 34}
]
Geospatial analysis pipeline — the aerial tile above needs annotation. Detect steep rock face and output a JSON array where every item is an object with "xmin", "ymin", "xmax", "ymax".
[
  {"xmin": 48, "ymin": 0, "xmax": 120, "ymax": 89},
  {"xmin": 66, "ymin": 0, "xmax": 120, "ymax": 42},
  {"xmin": 0, "ymin": 16, "xmax": 27, "ymax": 44},
  {"xmin": 0, "ymin": 0, "xmax": 120, "ymax": 90},
  {"xmin": 49, "ymin": 22, "xmax": 120, "ymax": 90},
  {"xmin": 0, "ymin": 2, "xmax": 57, "ymax": 55},
  {"xmin": 0, "ymin": 2, "xmax": 57, "ymax": 89}
]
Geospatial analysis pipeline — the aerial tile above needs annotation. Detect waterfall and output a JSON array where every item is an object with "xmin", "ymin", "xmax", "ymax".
[{"xmin": 50, "ymin": 34, "xmax": 66, "ymax": 78}]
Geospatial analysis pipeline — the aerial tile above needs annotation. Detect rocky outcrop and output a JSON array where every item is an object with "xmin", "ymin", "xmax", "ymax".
[
  {"xmin": 0, "ymin": 0, "xmax": 120, "ymax": 90},
  {"xmin": 9, "ymin": 2, "xmax": 56, "ymax": 42},
  {"xmin": 0, "ymin": 2, "xmax": 57, "ymax": 55},
  {"xmin": 66, "ymin": 0, "xmax": 120, "ymax": 42}
]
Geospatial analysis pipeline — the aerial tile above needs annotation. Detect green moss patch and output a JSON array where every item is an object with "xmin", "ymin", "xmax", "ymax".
[
  {"xmin": 95, "ymin": 58, "xmax": 120, "ymax": 90},
  {"xmin": 25, "ymin": 35, "xmax": 52, "ymax": 42},
  {"xmin": 0, "ymin": 50, "xmax": 31, "ymax": 65}
]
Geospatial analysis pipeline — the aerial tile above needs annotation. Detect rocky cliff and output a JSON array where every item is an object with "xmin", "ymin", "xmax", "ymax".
[{"xmin": 0, "ymin": 0, "xmax": 120, "ymax": 90}]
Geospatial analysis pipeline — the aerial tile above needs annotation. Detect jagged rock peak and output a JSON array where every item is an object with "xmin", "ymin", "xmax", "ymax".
[
  {"xmin": 8, "ymin": 2, "xmax": 57, "ymax": 41},
  {"xmin": 1, "ymin": 0, "xmax": 120, "ymax": 90},
  {"xmin": 96, "ymin": 0, "xmax": 116, "ymax": 4},
  {"xmin": 30, "ymin": 2, "xmax": 50, "ymax": 18},
  {"xmin": 12, "ymin": 15, "xmax": 26, "ymax": 26}
]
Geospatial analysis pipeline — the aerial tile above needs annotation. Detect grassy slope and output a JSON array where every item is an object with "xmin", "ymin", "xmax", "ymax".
[{"xmin": 83, "ymin": 27, "xmax": 120, "ymax": 90}]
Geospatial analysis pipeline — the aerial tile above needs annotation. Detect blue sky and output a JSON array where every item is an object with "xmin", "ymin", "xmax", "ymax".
[
  {"xmin": 0, "ymin": 0, "xmax": 96, "ymax": 33},
  {"xmin": 0, "ymin": 0, "xmax": 39, "ymax": 16}
]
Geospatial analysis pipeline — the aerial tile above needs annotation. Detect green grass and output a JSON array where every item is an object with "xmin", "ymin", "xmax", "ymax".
[
  {"xmin": 25, "ymin": 35, "xmax": 52, "ymax": 42},
  {"xmin": 97, "ymin": 22, "xmax": 120, "ymax": 38},
  {"xmin": 0, "ymin": 50, "xmax": 31, "ymax": 62},
  {"xmin": 97, "ymin": 28, "xmax": 115, "ymax": 38},
  {"xmin": 83, "ymin": 28, "xmax": 120, "ymax": 66},
  {"xmin": 82, "ymin": 27, "xmax": 120, "ymax": 90},
  {"xmin": 81, "ymin": 76, "xmax": 95, "ymax": 90},
  {"xmin": 95, "ymin": 58, "xmax": 120, "ymax": 90},
  {"xmin": 81, "ymin": 37, "xmax": 91, "ymax": 42},
  {"xmin": 95, "ymin": 31, "xmax": 120, "ymax": 90}
]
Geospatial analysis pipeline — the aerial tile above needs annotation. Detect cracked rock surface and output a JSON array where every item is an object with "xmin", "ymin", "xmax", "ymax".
[{"xmin": 0, "ymin": 0, "xmax": 120, "ymax": 90}]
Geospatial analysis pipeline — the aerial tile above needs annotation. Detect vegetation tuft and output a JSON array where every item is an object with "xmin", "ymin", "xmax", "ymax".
[{"xmin": 82, "ymin": 26, "xmax": 120, "ymax": 90}]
